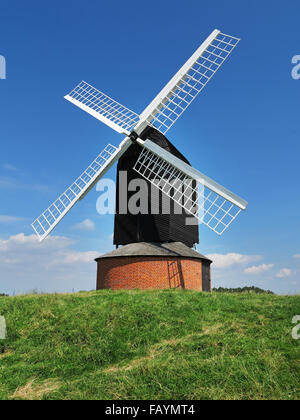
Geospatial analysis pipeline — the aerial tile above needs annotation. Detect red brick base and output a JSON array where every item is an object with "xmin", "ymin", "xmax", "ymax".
[{"xmin": 96, "ymin": 256, "xmax": 207, "ymax": 290}]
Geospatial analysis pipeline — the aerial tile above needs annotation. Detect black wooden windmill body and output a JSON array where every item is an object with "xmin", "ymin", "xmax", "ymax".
[
  {"xmin": 32, "ymin": 29, "xmax": 248, "ymax": 289},
  {"xmin": 114, "ymin": 126, "xmax": 199, "ymax": 248}
]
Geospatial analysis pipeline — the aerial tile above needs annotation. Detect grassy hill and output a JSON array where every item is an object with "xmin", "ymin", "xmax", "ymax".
[{"xmin": 0, "ymin": 290, "xmax": 299, "ymax": 400}]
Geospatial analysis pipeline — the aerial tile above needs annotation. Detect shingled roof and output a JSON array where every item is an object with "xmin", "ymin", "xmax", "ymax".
[{"xmin": 95, "ymin": 242, "xmax": 212, "ymax": 262}]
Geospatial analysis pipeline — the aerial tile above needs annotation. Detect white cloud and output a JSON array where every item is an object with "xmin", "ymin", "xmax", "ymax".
[
  {"xmin": 244, "ymin": 264, "xmax": 274, "ymax": 274},
  {"xmin": 293, "ymin": 254, "xmax": 300, "ymax": 259},
  {"xmin": 0, "ymin": 233, "xmax": 72, "ymax": 251},
  {"xmin": 0, "ymin": 233, "xmax": 100, "ymax": 294},
  {"xmin": 0, "ymin": 215, "xmax": 26, "ymax": 223},
  {"xmin": 276, "ymin": 268, "xmax": 292, "ymax": 278},
  {"xmin": 49, "ymin": 249, "xmax": 99, "ymax": 266},
  {"xmin": 209, "ymin": 254, "xmax": 299, "ymax": 294},
  {"xmin": 73, "ymin": 218, "xmax": 95, "ymax": 231},
  {"xmin": 207, "ymin": 253, "xmax": 261, "ymax": 269}
]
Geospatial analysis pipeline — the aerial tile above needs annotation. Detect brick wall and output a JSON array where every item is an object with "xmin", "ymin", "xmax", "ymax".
[{"xmin": 96, "ymin": 256, "xmax": 206, "ymax": 290}]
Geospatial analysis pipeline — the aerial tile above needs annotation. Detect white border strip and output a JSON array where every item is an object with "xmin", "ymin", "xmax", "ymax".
[
  {"xmin": 140, "ymin": 139, "xmax": 248, "ymax": 210},
  {"xmin": 64, "ymin": 95, "xmax": 131, "ymax": 135},
  {"xmin": 135, "ymin": 29, "xmax": 221, "ymax": 134}
]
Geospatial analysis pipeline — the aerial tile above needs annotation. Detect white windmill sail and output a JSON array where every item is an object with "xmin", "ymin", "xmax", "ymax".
[
  {"xmin": 32, "ymin": 29, "xmax": 246, "ymax": 241},
  {"xmin": 32, "ymin": 138, "xmax": 132, "ymax": 241},
  {"xmin": 64, "ymin": 81, "xmax": 140, "ymax": 135},
  {"xmin": 134, "ymin": 139, "xmax": 247, "ymax": 235},
  {"xmin": 64, "ymin": 30, "xmax": 239, "ymax": 138},
  {"xmin": 134, "ymin": 30, "xmax": 240, "ymax": 135}
]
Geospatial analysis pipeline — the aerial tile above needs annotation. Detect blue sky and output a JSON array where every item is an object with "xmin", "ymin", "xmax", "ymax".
[{"xmin": 0, "ymin": 0, "xmax": 299, "ymax": 295}]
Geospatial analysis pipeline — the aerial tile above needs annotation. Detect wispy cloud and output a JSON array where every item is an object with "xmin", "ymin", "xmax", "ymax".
[
  {"xmin": 244, "ymin": 264, "xmax": 274, "ymax": 274},
  {"xmin": 276, "ymin": 268, "xmax": 292, "ymax": 278},
  {"xmin": 73, "ymin": 219, "xmax": 95, "ymax": 232},
  {"xmin": 0, "ymin": 215, "xmax": 26, "ymax": 223},
  {"xmin": 293, "ymin": 254, "xmax": 300, "ymax": 259},
  {"xmin": 2, "ymin": 163, "xmax": 17, "ymax": 171},
  {"xmin": 207, "ymin": 253, "xmax": 261, "ymax": 269},
  {"xmin": 0, "ymin": 175, "xmax": 49, "ymax": 192},
  {"xmin": 0, "ymin": 176, "xmax": 16, "ymax": 189}
]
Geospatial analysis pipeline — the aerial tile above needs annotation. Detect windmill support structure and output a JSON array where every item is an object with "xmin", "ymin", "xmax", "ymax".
[
  {"xmin": 95, "ymin": 127, "xmax": 213, "ymax": 291},
  {"xmin": 95, "ymin": 242, "xmax": 212, "ymax": 291}
]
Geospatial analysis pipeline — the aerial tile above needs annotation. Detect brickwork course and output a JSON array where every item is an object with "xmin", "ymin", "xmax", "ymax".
[{"xmin": 95, "ymin": 242, "xmax": 212, "ymax": 291}]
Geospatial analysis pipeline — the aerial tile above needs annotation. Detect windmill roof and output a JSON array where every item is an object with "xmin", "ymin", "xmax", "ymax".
[{"xmin": 95, "ymin": 242, "xmax": 212, "ymax": 262}]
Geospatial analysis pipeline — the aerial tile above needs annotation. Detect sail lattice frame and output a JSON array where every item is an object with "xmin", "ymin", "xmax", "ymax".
[
  {"xmin": 138, "ymin": 31, "xmax": 240, "ymax": 135},
  {"xmin": 133, "ymin": 144, "xmax": 243, "ymax": 235},
  {"xmin": 65, "ymin": 81, "xmax": 140, "ymax": 135},
  {"xmin": 32, "ymin": 144, "xmax": 119, "ymax": 241}
]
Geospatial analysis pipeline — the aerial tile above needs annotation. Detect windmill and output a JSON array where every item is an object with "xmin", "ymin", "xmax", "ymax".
[{"xmin": 32, "ymin": 29, "xmax": 248, "ymax": 291}]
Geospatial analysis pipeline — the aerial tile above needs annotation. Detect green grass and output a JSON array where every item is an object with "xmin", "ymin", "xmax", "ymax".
[{"xmin": 0, "ymin": 290, "xmax": 299, "ymax": 400}]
